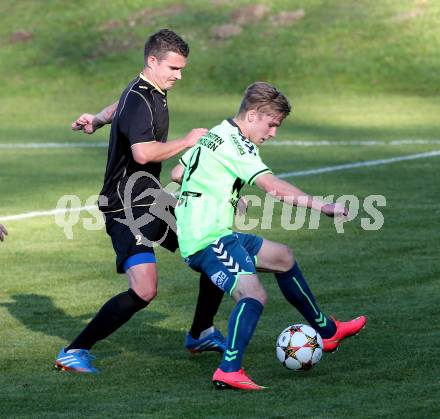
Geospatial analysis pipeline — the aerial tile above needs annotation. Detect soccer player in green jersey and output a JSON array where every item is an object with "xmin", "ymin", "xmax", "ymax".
[{"xmin": 172, "ymin": 82, "xmax": 367, "ymax": 390}]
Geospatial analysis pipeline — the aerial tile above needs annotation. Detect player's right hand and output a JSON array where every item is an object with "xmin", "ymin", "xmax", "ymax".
[
  {"xmin": 71, "ymin": 113, "xmax": 96, "ymax": 134},
  {"xmin": 0, "ymin": 224, "xmax": 8, "ymax": 242},
  {"xmin": 184, "ymin": 128, "xmax": 208, "ymax": 147},
  {"xmin": 321, "ymin": 203, "xmax": 349, "ymax": 218}
]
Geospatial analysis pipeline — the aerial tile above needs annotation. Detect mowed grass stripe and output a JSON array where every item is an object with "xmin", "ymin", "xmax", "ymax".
[
  {"xmin": 2, "ymin": 150, "xmax": 440, "ymax": 221},
  {"xmin": 2, "ymin": 139, "xmax": 440, "ymax": 148}
]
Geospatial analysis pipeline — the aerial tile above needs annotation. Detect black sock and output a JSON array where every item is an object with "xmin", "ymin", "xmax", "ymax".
[
  {"xmin": 66, "ymin": 289, "xmax": 148, "ymax": 351},
  {"xmin": 189, "ymin": 273, "xmax": 224, "ymax": 339}
]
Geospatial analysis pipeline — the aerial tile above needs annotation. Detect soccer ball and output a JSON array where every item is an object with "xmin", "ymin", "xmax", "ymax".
[{"xmin": 276, "ymin": 324, "xmax": 323, "ymax": 371}]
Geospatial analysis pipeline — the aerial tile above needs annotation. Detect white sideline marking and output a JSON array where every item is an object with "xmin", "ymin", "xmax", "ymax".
[
  {"xmin": 1, "ymin": 139, "xmax": 440, "ymax": 149},
  {"xmin": 1, "ymin": 150, "xmax": 440, "ymax": 222},
  {"xmin": 270, "ymin": 139, "xmax": 440, "ymax": 146},
  {"xmin": 0, "ymin": 206, "xmax": 98, "ymax": 222},
  {"xmin": 278, "ymin": 150, "xmax": 440, "ymax": 178},
  {"xmin": 0, "ymin": 142, "xmax": 107, "ymax": 149}
]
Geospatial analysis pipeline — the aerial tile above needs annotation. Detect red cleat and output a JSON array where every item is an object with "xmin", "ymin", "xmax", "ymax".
[
  {"xmin": 323, "ymin": 316, "xmax": 367, "ymax": 353},
  {"xmin": 212, "ymin": 368, "xmax": 266, "ymax": 391}
]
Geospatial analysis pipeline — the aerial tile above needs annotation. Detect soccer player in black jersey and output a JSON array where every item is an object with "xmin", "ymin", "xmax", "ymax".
[{"xmin": 55, "ymin": 29, "xmax": 225, "ymax": 373}]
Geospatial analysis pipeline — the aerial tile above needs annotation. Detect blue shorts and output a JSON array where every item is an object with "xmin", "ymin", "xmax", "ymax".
[{"xmin": 185, "ymin": 233, "xmax": 263, "ymax": 295}]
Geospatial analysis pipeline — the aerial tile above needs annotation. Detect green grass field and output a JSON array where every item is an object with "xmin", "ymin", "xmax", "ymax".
[{"xmin": 1, "ymin": 1, "xmax": 440, "ymax": 418}]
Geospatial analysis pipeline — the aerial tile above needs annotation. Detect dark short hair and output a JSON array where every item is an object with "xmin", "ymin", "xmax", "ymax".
[
  {"xmin": 238, "ymin": 82, "xmax": 291, "ymax": 119},
  {"xmin": 144, "ymin": 29, "xmax": 189, "ymax": 62}
]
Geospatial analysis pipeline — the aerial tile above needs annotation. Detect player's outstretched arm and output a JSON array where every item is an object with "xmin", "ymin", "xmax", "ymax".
[
  {"xmin": 0, "ymin": 224, "xmax": 8, "ymax": 242},
  {"xmin": 255, "ymin": 173, "xmax": 348, "ymax": 218},
  {"xmin": 71, "ymin": 101, "xmax": 118, "ymax": 134},
  {"xmin": 131, "ymin": 128, "xmax": 208, "ymax": 165}
]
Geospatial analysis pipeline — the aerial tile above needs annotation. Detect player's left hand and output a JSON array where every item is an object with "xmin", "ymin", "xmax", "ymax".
[
  {"xmin": 321, "ymin": 203, "xmax": 348, "ymax": 218},
  {"xmin": 0, "ymin": 224, "xmax": 8, "ymax": 242},
  {"xmin": 237, "ymin": 196, "xmax": 249, "ymax": 215}
]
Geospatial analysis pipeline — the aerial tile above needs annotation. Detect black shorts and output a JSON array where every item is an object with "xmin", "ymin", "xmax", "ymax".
[{"xmin": 104, "ymin": 206, "xmax": 178, "ymax": 273}]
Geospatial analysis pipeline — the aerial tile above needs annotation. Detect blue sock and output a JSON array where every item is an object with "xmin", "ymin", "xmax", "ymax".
[
  {"xmin": 219, "ymin": 297, "xmax": 264, "ymax": 372},
  {"xmin": 275, "ymin": 262, "xmax": 336, "ymax": 338}
]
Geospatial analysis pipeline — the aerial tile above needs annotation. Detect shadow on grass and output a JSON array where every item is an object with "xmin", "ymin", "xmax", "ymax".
[{"xmin": 1, "ymin": 293, "xmax": 183, "ymax": 358}]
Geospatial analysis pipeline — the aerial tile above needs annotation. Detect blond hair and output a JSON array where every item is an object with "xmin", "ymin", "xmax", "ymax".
[{"xmin": 238, "ymin": 82, "xmax": 291, "ymax": 118}]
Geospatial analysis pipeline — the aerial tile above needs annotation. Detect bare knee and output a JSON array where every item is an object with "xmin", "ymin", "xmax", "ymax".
[
  {"xmin": 127, "ymin": 265, "xmax": 158, "ymax": 303},
  {"xmin": 256, "ymin": 289, "xmax": 268, "ymax": 306},
  {"xmin": 133, "ymin": 285, "xmax": 157, "ymax": 303},
  {"xmin": 240, "ymin": 288, "xmax": 267, "ymax": 306},
  {"xmin": 279, "ymin": 245, "xmax": 295, "ymax": 272},
  {"xmin": 233, "ymin": 277, "xmax": 268, "ymax": 306}
]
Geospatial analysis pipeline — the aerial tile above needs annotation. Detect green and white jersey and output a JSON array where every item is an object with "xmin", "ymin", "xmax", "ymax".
[{"xmin": 175, "ymin": 119, "xmax": 272, "ymax": 257}]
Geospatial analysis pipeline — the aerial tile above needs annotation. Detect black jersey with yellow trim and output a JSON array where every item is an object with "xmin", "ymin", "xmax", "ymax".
[{"xmin": 99, "ymin": 74, "xmax": 169, "ymax": 213}]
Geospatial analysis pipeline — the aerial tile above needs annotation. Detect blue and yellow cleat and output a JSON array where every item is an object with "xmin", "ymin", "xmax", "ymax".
[
  {"xmin": 185, "ymin": 328, "xmax": 226, "ymax": 354},
  {"xmin": 54, "ymin": 348, "xmax": 99, "ymax": 373}
]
